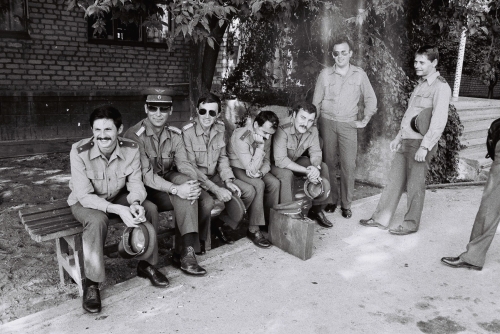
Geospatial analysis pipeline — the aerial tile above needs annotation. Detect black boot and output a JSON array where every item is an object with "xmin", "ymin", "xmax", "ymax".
[
  {"xmin": 82, "ymin": 279, "xmax": 101, "ymax": 314},
  {"xmin": 180, "ymin": 246, "xmax": 207, "ymax": 276}
]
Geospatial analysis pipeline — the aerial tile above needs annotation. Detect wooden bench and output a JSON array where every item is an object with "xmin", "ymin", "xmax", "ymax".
[{"xmin": 19, "ymin": 199, "xmax": 224, "ymax": 296}]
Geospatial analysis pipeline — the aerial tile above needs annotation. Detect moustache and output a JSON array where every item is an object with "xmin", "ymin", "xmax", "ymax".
[{"xmin": 97, "ymin": 137, "xmax": 112, "ymax": 141}]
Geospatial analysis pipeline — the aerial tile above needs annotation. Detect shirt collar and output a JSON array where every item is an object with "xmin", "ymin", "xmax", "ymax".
[
  {"xmin": 420, "ymin": 71, "xmax": 440, "ymax": 85},
  {"xmin": 193, "ymin": 119, "xmax": 221, "ymax": 137},
  {"xmin": 89, "ymin": 137, "xmax": 122, "ymax": 160},
  {"xmin": 143, "ymin": 118, "xmax": 170, "ymax": 139},
  {"xmin": 330, "ymin": 64, "xmax": 358, "ymax": 76}
]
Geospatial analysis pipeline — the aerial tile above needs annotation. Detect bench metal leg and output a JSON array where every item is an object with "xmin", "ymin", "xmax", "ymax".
[{"xmin": 56, "ymin": 234, "xmax": 85, "ymax": 296}]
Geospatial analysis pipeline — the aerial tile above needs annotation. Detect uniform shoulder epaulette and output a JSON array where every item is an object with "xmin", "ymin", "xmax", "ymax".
[
  {"xmin": 135, "ymin": 126, "xmax": 145, "ymax": 137},
  {"xmin": 167, "ymin": 125, "xmax": 182, "ymax": 135},
  {"xmin": 182, "ymin": 122, "xmax": 195, "ymax": 132},
  {"xmin": 118, "ymin": 138, "xmax": 138, "ymax": 149},
  {"xmin": 239, "ymin": 129, "xmax": 251, "ymax": 141},
  {"xmin": 76, "ymin": 140, "xmax": 94, "ymax": 153},
  {"xmin": 437, "ymin": 76, "xmax": 447, "ymax": 83},
  {"xmin": 280, "ymin": 122, "xmax": 293, "ymax": 129}
]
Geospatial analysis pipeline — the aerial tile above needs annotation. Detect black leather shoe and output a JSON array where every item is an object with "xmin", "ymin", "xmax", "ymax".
[
  {"xmin": 308, "ymin": 208, "xmax": 333, "ymax": 228},
  {"xmin": 137, "ymin": 261, "xmax": 170, "ymax": 288},
  {"xmin": 441, "ymin": 257, "xmax": 482, "ymax": 271},
  {"xmin": 359, "ymin": 218, "xmax": 387, "ymax": 230},
  {"xmin": 213, "ymin": 226, "xmax": 234, "ymax": 244},
  {"xmin": 324, "ymin": 204, "xmax": 337, "ymax": 213},
  {"xmin": 341, "ymin": 208, "xmax": 352, "ymax": 219},
  {"xmin": 195, "ymin": 240, "xmax": 206, "ymax": 255},
  {"xmin": 180, "ymin": 246, "xmax": 207, "ymax": 276},
  {"xmin": 247, "ymin": 230, "xmax": 271, "ymax": 248},
  {"xmin": 82, "ymin": 284, "xmax": 101, "ymax": 314}
]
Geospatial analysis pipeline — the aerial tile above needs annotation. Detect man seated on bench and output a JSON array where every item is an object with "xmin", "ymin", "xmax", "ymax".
[
  {"xmin": 124, "ymin": 89, "xmax": 207, "ymax": 276},
  {"xmin": 270, "ymin": 102, "xmax": 333, "ymax": 228},
  {"xmin": 227, "ymin": 110, "xmax": 281, "ymax": 248},
  {"xmin": 182, "ymin": 92, "xmax": 252, "ymax": 246},
  {"xmin": 68, "ymin": 106, "xmax": 168, "ymax": 314}
]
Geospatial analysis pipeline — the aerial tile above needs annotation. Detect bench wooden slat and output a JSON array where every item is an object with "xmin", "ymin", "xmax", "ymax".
[
  {"xmin": 30, "ymin": 221, "xmax": 83, "ymax": 236},
  {"xmin": 31, "ymin": 226, "xmax": 84, "ymax": 242},
  {"xmin": 24, "ymin": 213, "xmax": 77, "ymax": 229},
  {"xmin": 19, "ymin": 201, "xmax": 70, "ymax": 217},
  {"xmin": 21, "ymin": 208, "xmax": 73, "ymax": 224}
]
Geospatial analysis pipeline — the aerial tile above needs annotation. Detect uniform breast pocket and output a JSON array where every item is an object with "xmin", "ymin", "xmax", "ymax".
[
  {"xmin": 326, "ymin": 82, "xmax": 340, "ymax": 97},
  {"xmin": 85, "ymin": 170, "xmax": 105, "ymax": 195},
  {"xmin": 193, "ymin": 144, "xmax": 207, "ymax": 165},
  {"xmin": 418, "ymin": 92, "xmax": 433, "ymax": 108},
  {"xmin": 348, "ymin": 77, "xmax": 360, "ymax": 87},
  {"xmin": 115, "ymin": 166, "xmax": 134, "ymax": 189},
  {"xmin": 161, "ymin": 152, "xmax": 175, "ymax": 170},
  {"xmin": 211, "ymin": 142, "xmax": 225, "ymax": 159}
]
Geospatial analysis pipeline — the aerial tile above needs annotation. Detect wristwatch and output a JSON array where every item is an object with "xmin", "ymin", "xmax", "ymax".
[{"xmin": 170, "ymin": 187, "xmax": 178, "ymax": 195}]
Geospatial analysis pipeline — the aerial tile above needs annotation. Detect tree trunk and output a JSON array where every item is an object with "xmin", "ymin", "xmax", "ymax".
[
  {"xmin": 488, "ymin": 73, "xmax": 498, "ymax": 99},
  {"xmin": 201, "ymin": 20, "xmax": 230, "ymax": 92}
]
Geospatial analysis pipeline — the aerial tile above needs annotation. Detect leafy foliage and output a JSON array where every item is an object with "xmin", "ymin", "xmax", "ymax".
[{"xmin": 427, "ymin": 104, "xmax": 465, "ymax": 184}]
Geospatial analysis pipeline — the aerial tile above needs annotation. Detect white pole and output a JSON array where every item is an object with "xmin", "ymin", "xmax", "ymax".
[{"xmin": 453, "ymin": 28, "xmax": 467, "ymax": 102}]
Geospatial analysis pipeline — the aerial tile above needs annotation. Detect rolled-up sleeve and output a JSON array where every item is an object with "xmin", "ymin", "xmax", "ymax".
[
  {"xmin": 421, "ymin": 83, "xmax": 451, "ymax": 150},
  {"xmin": 70, "ymin": 148, "xmax": 110, "ymax": 212},
  {"xmin": 125, "ymin": 149, "xmax": 147, "ymax": 205},
  {"xmin": 273, "ymin": 128, "xmax": 294, "ymax": 169}
]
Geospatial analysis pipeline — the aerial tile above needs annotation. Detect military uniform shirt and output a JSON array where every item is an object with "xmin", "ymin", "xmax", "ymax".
[
  {"xmin": 273, "ymin": 115, "xmax": 323, "ymax": 168},
  {"xmin": 396, "ymin": 71, "xmax": 451, "ymax": 150},
  {"xmin": 312, "ymin": 64, "xmax": 377, "ymax": 122},
  {"xmin": 227, "ymin": 126, "xmax": 272, "ymax": 175},
  {"xmin": 67, "ymin": 137, "xmax": 146, "ymax": 212},
  {"xmin": 124, "ymin": 118, "xmax": 197, "ymax": 193},
  {"xmin": 182, "ymin": 119, "xmax": 235, "ymax": 191}
]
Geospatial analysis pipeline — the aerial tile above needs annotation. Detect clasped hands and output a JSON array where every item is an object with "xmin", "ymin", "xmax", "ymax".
[{"xmin": 306, "ymin": 165, "xmax": 321, "ymax": 184}]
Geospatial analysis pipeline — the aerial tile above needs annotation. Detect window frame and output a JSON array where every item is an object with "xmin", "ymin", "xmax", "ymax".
[
  {"xmin": 0, "ymin": 0, "xmax": 30, "ymax": 39},
  {"xmin": 87, "ymin": 10, "xmax": 172, "ymax": 49}
]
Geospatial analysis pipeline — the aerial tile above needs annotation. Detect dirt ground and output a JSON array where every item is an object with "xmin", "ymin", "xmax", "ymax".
[{"xmin": 0, "ymin": 153, "xmax": 381, "ymax": 325}]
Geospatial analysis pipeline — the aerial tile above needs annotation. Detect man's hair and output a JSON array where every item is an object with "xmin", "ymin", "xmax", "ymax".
[
  {"xmin": 89, "ymin": 105, "xmax": 122, "ymax": 130},
  {"xmin": 293, "ymin": 101, "xmax": 317, "ymax": 116},
  {"xmin": 415, "ymin": 45, "xmax": 439, "ymax": 63},
  {"xmin": 330, "ymin": 35, "xmax": 353, "ymax": 52},
  {"xmin": 197, "ymin": 92, "xmax": 221, "ymax": 112},
  {"xmin": 254, "ymin": 110, "xmax": 279, "ymax": 130}
]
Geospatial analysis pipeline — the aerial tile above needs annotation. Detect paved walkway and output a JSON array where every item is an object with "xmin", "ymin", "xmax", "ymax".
[{"xmin": 3, "ymin": 186, "xmax": 500, "ymax": 334}]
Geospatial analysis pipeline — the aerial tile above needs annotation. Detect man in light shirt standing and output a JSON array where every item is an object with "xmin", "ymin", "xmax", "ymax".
[
  {"xmin": 359, "ymin": 45, "xmax": 451, "ymax": 235},
  {"xmin": 312, "ymin": 36, "xmax": 377, "ymax": 219}
]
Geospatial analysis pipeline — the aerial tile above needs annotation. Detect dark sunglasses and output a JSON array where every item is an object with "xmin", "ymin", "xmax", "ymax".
[
  {"xmin": 332, "ymin": 50, "xmax": 349, "ymax": 57},
  {"xmin": 146, "ymin": 104, "xmax": 172, "ymax": 114},
  {"xmin": 198, "ymin": 108, "xmax": 218, "ymax": 117}
]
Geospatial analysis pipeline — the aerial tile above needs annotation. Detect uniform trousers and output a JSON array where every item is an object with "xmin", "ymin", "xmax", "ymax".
[
  {"xmin": 232, "ymin": 167, "xmax": 280, "ymax": 226},
  {"xmin": 70, "ymin": 191, "xmax": 159, "ymax": 283},
  {"xmin": 197, "ymin": 173, "xmax": 255, "ymax": 228},
  {"xmin": 318, "ymin": 117, "xmax": 357, "ymax": 209},
  {"xmin": 372, "ymin": 139, "xmax": 437, "ymax": 231},
  {"xmin": 459, "ymin": 143, "xmax": 500, "ymax": 267},
  {"xmin": 270, "ymin": 157, "xmax": 331, "ymax": 205},
  {"xmin": 146, "ymin": 171, "xmax": 210, "ymax": 254}
]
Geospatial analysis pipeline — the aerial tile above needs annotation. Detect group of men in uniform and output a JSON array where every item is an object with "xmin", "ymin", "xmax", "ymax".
[{"xmin": 70, "ymin": 38, "xmax": 499, "ymax": 315}]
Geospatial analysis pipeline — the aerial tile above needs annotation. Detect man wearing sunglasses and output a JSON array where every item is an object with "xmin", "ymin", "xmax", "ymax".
[
  {"xmin": 227, "ymin": 110, "xmax": 281, "ymax": 248},
  {"xmin": 312, "ymin": 36, "xmax": 377, "ymax": 219},
  {"xmin": 124, "ymin": 89, "xmax": 208, "ymax": 276},
  {"xmin": 182, "ymin": 92, "xmax": 253, "ymax": 246}
]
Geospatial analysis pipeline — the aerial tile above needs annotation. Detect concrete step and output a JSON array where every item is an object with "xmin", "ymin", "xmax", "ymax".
[
  {"xmin": 452, "ymin": 97, "xmax": 500, "ymax": 110},
  {"xmin": 458, "ymin": 107, "xmax": 500, "ymax": 119},
  {"xmin": 460, "ymin": 137, "xmax": 484, "ymax": 149},
  {"xmin": 460, "ymin": 113, "xmax": 500, "ymax": 124},
  {"xmin": 460, "ymin": 128, "xmax": 488, "ymax": 141},
  {"xmin": 461, "ymin": 119, "xmax": 492, "ymax": 134},
  {"xmin": 459, "ymin": 145, "xmax": 487, "ymax": 159}
]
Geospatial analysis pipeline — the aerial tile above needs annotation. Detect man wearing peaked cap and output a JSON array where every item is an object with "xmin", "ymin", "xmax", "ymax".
[
  {"xmin": 124, "ymin": 88, "xmax": 208, "ymax": 276},
  {"xmin": 182, "ymin": 92, "xmax": 252, "ymax": 247},
  {"xmin": 359, "ymin": 45, "xmax": 451, "ymax": 235},
  {"xmin": 67, "ymin": 106, "xmax": 168, "ymax": 314}
]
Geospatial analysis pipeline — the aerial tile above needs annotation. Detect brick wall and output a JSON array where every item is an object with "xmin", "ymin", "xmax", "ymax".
[
  {"xmin": 441, "ymin": 72, "xmax": 500, "ymax": 99},
  {"xmin": 0, "ymin": 0, "xmax": 192, "ymax": 143}
]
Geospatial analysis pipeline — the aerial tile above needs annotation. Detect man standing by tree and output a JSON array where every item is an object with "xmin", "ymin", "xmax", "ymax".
[
  {"xmin": 312, "ymin": 36, "xmax": 378, "ymax": 219},
  {"xmin": 182, "ymin": 92, "xmax": 251, "ymax": 246},
  {"xmin": 68, "ymin": 106, "xmax": 168, "ymax": 314},
  {"xmin": 359, "ymin": 45, "xmax": 451, "ymax": 235},
  {"xmin": 227, "ymin": 110, "xmax": 280, "ymax": 248},
  {"xmin": 271, "ymin": 101, "xmax": 333, "ymax": 228},
  {"xmin": 124, "ymin": 90, "xmax": 207, "ymax": 276}
]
